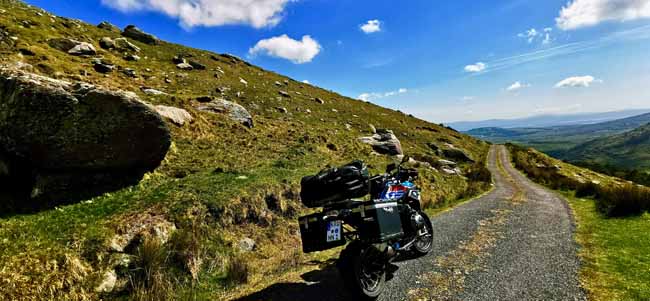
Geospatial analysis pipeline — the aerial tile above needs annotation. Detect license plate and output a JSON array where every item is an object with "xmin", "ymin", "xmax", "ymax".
[{"xmin": 326, "ymin": 221, "xmax": 342, "ymax": 242}]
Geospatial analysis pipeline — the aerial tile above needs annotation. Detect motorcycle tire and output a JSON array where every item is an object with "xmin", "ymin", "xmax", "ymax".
[
  {"xmin": 337, "ymin": 242, "xmax": 386, "ymax": 300},
  {"xmin": 412, "ymin": 212, "xmax": 434, "ymax": 256}
]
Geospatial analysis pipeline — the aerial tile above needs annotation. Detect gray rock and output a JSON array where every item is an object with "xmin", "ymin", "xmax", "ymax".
[
  {"xmin": 196, "ymin": 96, "xmax": 213, "ymax": 103},
  {"xmin": 369, "ymin": 124, "xmax": 377, "ymax": 134},
  {"xmin": 188, "ymin": 60, "xmax": 206, "ymax": 70},
  {"xmin": 47, "ymin": 38, "xmax": 81, "ymax": 52},
  {"xmin": 95, "ymin": 270, "xmax": 117, "ymax": 293},
  {"xmin": 108, "ymin": 213, "xmax": 176, "ymax": 252},
  {"xmin": 0, "ymin": 68, "xmax": 171, "ymax": 203},
  {"xmin": 277, "ymin": 107, "xmax": 288, "ymax": 113},
  {"xmin": 274, "ymin": 81, "xmax": 282, "ymax": 86},
  {"xmin": 113, "ymin": 38, "xmax": 140, "ymax": 53},
  {"xmin": 239, "ymin": 237, "xmax": 256, "ymax": 252},
  {"xmin": 93, "ymin": 62, "xmax": 115, "ymax": 73},
  {"xmin": 442, "ymin": 148, "xmax": 474, "ymax": 163},
  {"xmin": 196, "ymin": 98, "xmax": 254, "ymax": 128},
  {"xmin": 122, "ymin": 25, "xmax": 160, "ymax": 45},
  {"xmin": 122, "ymin": 68, "xmax": 136, "ymax": 78},
  {"xmin": 438, "ymin": 159, "xmax": 457, "ymax": 166},
  {"xmin": 172, "ymin": 56, "xmax": 186, "ymax": 64},
  {"xmin": 97, "ymin": 21, "xmax": 120, "ymax": 33},
  {"xmin": 141, "ymin": 87, "xmax": 168, "ymax": 96},
  {"xmin": 314, "ymin": 97, "xmax": 325, "ymax": 104},
  {"xmin": 358, "ymin": 129, "xmax": 403, "ymax": 156},
  {"xmin": 152, "ymin": 105, "xmax": 193, "ymax": 126},
  {"xmin": 279, "ymin": 91, "xmax": 290, "ymax": 98},
  {"xmin": 99, "ymin": 37, "xmax": 114, "ymax": 49},
  {"xmin": 176, "ymin": 63, "xmax": 193, "ymax": 70},
  {"xmin": 124, "ymin": 54, "xmax": 140, "ymax": 61}
]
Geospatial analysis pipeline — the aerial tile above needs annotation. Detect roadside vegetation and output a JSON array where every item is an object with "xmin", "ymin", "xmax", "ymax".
[{"xmin": 506, "ymin": 143, "xmax": 650, "ymax": 299}]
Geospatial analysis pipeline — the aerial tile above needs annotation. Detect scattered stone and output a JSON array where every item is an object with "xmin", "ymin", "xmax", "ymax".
[
  {"xmin": 442, "ymin": 148, "xmax": 474, "ymax": 163},
  {"xmin": 47, "ymin": 38, "xmax": 81, "ymax": 52},
  {"xmin": 122, "ymin": 68, "xmax": 136, "ymax": 78},
  {"xmin": 283, "ymin": 79, "xmax": 289, "ymax": 85},
  {"xmin": 438, "ymin": 159, "xmax": 457, "ymax": 166},
  {"xmin": 239, "ymin": 238, "xmax": 256, "ymax": 252},
  {"xmin": 369, "ymin": 124, "xmax": 377, "ymax": 134},
  {"xmin": 93, "ymin": 62, "xmax": 115, "ymax": 73},
  {"xmin": 164, "ymin": 78, "xmax": 172, "ymax": 84},
  {"xmin": 274, "ymin": 81, "xmax": 282, "ymax": 86},
  {"xmin": 277, "ymin": 107, "xmax": 288, "ymax": 113},
  {"xmin": 345, "ymin": 123, "xmax": 352, "ymax": 130},
  {"xmin": 358, "ymin": 129, "xmax": 403, "ymax": 156},
  {"xmin": 18, "ymin": 48, "xmax": 35, "ymax": 56},
  {"xmin": 122, "ymin": 25, "xmax": 160, "ymax": 45},
  {"xmin": 67, "ymin": 42, "xmax": 96, "ymax": 55},
  {"xmin": 279, "ymin": 91, "xmax": 290, "ymax": 98},
  {"xmin": 188, "ymin": 60, "xmax": 206, "ymax": 70},
  {"xmin": 236, "ymin": 91, "xmax": 244, "ymax": 98},
  {"xmin": 239, "ymin": 78, "xmax": 248, "ymax": 85},
  {"xmin": 108, "ymin": 213, "xmax": 176, "ymax": 253},
  {"xmin": 113, "ymin": 38, "xmax": 140, "ymax": 52},
  {"xmin": 99, "ymin": 37, "xmax": 115, "ymax": 49},
  {"xmin": 314, "ymin": 97, "xmax": 325, "ymax": 104},
  {"xmin": 124, "ymin": 54, "xmax": 140, "ymax": 61},
  {"xmin": 95, "ymin": 270, "xmax": 117, "ymax": 293},
  {"xmin": 305, "ymin": 109, "xmax": 312, "ymax": 113},
  {"xmin": 152, "ymin": 105, "xmax": 193, "ymax": 126},
  {"xmin": 196, "ymin": 98, "xmax": 254, "ymax": 128},
  {"xmin": 427, "ymin": 142, "xmax": 440, "ymax": 151},
  {"xmin": 331, "ymin": 108, "xmax": 338, "ymax": 113},
  {"xmin": 97, "ymin": 21, "xmax": 120, "ymax": 33},
  {"xmin": 141, "ymin": 87, "xmax": 168, "ymax": 96},
  {"xmin": 176, "ymin": 63, "xmax": 193, "ymax": 70}
]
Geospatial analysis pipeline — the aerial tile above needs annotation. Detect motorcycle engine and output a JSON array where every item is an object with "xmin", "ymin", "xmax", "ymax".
[{"xmin": 410, "ymin": 212, "xmax": 426, "ymax": 231}]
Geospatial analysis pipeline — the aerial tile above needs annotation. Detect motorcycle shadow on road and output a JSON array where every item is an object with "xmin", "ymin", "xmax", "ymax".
[{"xmin": 236, "ymin": 260, "xmax": 402, "ymax": 301}]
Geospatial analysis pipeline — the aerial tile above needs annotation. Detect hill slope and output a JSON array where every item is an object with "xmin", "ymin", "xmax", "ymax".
[
  {"xmin": 561, "ymin": 123, "xmax": 650, "ymax": 170},
  {"xmin": 0, "ymin": 1, "xmax": 490, "ymax": 300},
  {"xmin": 466, "ymin": 112, "xmax": 650, "ymax": 154}
]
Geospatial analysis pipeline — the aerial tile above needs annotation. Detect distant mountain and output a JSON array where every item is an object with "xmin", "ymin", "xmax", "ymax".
[
  {"xmin": 449, "ymin": 109, "xmax": 650, "ymax": 131},
  {"xmin": 465, "ymin": 112, "xmax": 650, "ymax": 154},
  {"xmin": 562, "ymin": 123, "xmax": 650, "ymax": 170}
]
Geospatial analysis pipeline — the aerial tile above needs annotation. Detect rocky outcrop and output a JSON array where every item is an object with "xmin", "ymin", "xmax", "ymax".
[
  {"xmin": 358, "ymin": 129, "xmax": 403, "ymax": 156},
  {"xmin": 0, "ymin": 68, "xmax": 171, "ymax": 206},
  {"xmin": 48, "ymin": 38, "xmax": 95, "ymax": 55},
  {"xmin": 196, "ymin": 98, "xmax": 254, "ymax": 128},
  {"xmin": 97, "ymin": 21, "xmax": 120, "ymax": 33},
  {"xmin": 122, "ymin": 25, "xmax": 160, "ymax": 45},
  {"xmin": 442, "ymin": 148, "xmax": 474, "ymax": 163},
  {"xmin": 152, "ymin": 105, "xmax": 193, "ymax": 126}
]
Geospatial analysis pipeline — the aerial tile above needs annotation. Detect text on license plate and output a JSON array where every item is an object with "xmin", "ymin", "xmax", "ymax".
[{"xmin": 326, "ymin": 221, "xmax": 342, "ymax": 242}]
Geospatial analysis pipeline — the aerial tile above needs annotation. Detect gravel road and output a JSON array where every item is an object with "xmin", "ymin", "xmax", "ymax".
[{"xmin": 239, "ymin": 145, "xmax": 585, "ymax": 301}]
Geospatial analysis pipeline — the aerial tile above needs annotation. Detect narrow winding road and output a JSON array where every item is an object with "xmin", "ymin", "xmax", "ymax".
[{"xmin": 239, "ymin": 145, "xmax": 585, "ymax": 300}]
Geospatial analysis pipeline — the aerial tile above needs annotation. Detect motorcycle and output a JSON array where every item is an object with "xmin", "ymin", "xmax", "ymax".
[{"xmin": 298, "ymin": 159, "xmax": 434, "ymax": 299}]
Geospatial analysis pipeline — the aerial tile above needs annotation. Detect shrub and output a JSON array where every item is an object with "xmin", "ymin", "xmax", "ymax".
[
  {"xmin": 225, "ymin": 255, "xmax": 249, "ymax": 285},
  {"xmin": 129, "ymin": 238, "xmax": 175, "ymax": 301},
  {"xmin": 595, "ymin": 184, "xmax": 650, "ymax": 217},
  {"xmin": 575, "ymin": 182, "xmax": 599, "ymax": 198}
]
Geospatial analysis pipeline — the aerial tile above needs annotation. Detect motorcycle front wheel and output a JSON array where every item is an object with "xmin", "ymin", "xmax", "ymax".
[
  {"xmin": 412, "ymin": 212, "xmax": 434, "ymax": 256},
  {"xmin": 338, "ymin": 242, "xmax": 386, "ymax": 300}
]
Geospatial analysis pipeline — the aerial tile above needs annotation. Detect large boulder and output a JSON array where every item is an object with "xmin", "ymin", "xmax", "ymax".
[
  {"xmin": 0, "ymin": 68, "xmax": 171, "ymax": 207},
  {"xmin": 97, "ymin": 21, "xmax": 120, "ymax": 33},
  {"xmin": 442, "ymin": 148, "xmax": 474, "ymax": 163},
  {"xmin": 122, "ymin": 25, "xmax": 160, "ymax": 45},
  {"xmin": 358, "ymin": 129, "xmax": 403, "ymax": 156},
  {"xmin": 196, "ymin": 98, "xmax": 253, "ymax": 128}
]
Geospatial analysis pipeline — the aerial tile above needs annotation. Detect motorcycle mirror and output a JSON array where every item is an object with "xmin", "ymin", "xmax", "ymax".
[{"xmin": 386, "ymin": 163, "xmax": 396, "ymax": 173}]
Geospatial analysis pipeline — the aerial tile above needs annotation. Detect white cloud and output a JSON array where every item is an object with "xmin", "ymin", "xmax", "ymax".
[
  {"xmin": 358, "ymin": 88, "xmax": 407, "ymax": 101},
  {"xmin": 542, "ymin": 32, "xmax": 552, "ymax": 44},
  {"xmin": 506, "ymin": 81, "xmax": 531, "ymax": 91},
  {"xmin": 461, "ymin": 96, "xmax": 475, "ymax": 101},
  {"xmin": 360, "ymin": 20, "xmax": 381, "ymax": 33},
  {"xmin": 518, "ymin": 28, "xmax": 539, "ymax": 43},
  {"xmin": 249, "ymin": 34, "xmax": 321, "ymax": 64},
  {"xmin": 302, "ymin": 80, "xmax": 310, "ymax": 84},
  {"xmin": 557, "ymin": 0, "xmax": 650, "ymax": 30},
  {"xmin": 555, "ymin": 75, "xmax": 602, "ymax": 88},
  {"xmin": 464, "ymin": 62, "xmax": 487, "ymax": 73},
  {"xmin": 101, "ymin": 0, "xmax": 292, "ymax": 28}
]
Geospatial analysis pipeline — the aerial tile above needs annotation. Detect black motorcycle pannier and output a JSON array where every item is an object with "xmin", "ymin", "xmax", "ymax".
[
  {"xmin": 359, "ymin": 201, "xmax": 404, "ymax": 243},
  {"xmin": 299, "ymin": 212, "xmax": 346, "ymax": 253},
  {"xmin": 300, "ymin": 161, "xmax": 370, "ymax": 208}
]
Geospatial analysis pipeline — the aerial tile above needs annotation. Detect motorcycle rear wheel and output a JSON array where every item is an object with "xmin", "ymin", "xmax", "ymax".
[{"xmin": 338, "ymin": 242, "xmax": 386, "ymax": 300}]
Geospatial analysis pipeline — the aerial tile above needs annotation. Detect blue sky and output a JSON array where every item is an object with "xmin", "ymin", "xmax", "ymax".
[{"xmin": 26, "ymin": 0, "xmax": 650, "ymax": 123}]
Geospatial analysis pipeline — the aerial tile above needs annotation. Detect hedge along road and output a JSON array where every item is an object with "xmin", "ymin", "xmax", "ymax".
[{"xmin": 238, "ymin": 145, "xmax": 586, "ymax": 301}]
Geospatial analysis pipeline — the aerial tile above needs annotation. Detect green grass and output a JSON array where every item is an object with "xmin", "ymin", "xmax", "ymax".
[{"xmin": 564, "ymin": 192, "xmax": 650, "ymax": 301}]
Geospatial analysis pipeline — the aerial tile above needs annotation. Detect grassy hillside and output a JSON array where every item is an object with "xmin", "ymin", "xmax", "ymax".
[
  {"xmin": 562, "ymin": 123, "xmax": 650, "ymax": 170},
  {"xmin": 505, "ymin": 144, "xmax": 650, "ymax": 300},
  {"xmin": 0, "ymin": 1, "xmax": 490, "ymax": 300},
  {"xmin": 467, "ymin": 113, "xmax": 650, "ymax": 154}
]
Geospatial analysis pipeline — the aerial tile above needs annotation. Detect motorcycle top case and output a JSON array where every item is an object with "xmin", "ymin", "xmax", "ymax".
[
  {"xmin": 358, "ymin": 201, "xmax": 404, "ymax": 243},
  {"xmin": 298, "ymin": 212, "xmax": 346, "ymax": 253},
  {"xmin": 300, "ymin": 160, "xmax": 370, "ymax": 208}
]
